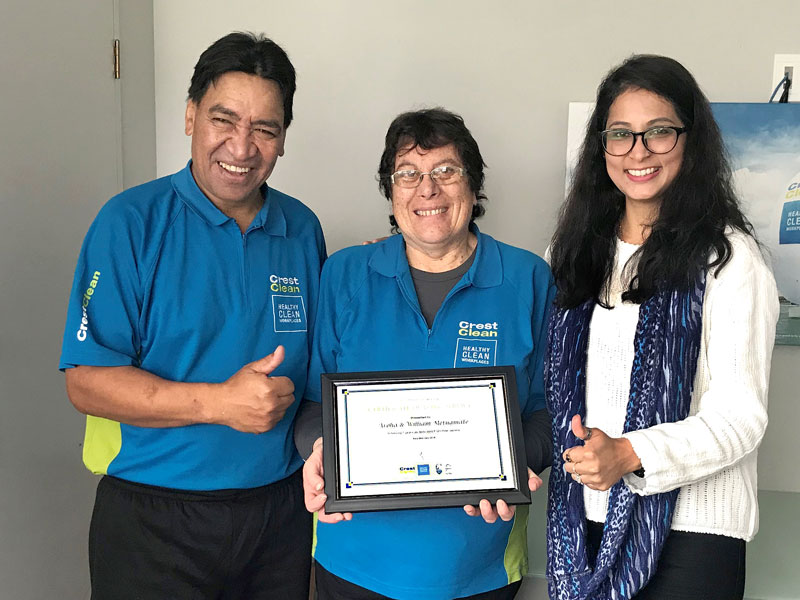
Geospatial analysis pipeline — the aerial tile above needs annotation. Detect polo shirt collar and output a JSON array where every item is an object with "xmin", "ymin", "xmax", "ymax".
[
  {"xmin": 253, "ymin": 187, "xmax": 287, "ymax": 237},
  {"xmin": 368, "ymin": 224, "xmax": 503, "ymax": 288},
  {"xmin": 172, "ymin": 160, "xmax": 287, "ymax": 236}
]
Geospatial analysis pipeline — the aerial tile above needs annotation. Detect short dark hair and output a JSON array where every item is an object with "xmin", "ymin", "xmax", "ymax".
[
  {"xmin": 377, "ymin": 108, "xmax": 487, "ymax": 231},
  {"xmin": 187, "ymin": 32, "xmax": 296, "ymax": 128},
  {"xmin": 549, "ymin": 54, "xmax": 754, "ymax": 307}
]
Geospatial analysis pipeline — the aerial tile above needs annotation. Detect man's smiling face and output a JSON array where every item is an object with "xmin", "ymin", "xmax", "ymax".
[{"xmin": 184, "ymin": 71, "xmax": 286, "ymax": 212}]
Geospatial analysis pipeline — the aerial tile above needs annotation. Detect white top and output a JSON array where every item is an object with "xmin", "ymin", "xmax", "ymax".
[{"xmin": 582, "ymin": 231, "xmax": 779, "ymax": 541}]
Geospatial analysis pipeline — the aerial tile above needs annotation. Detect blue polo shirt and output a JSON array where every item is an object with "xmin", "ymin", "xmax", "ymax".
[
  {"xmin": 60, "ymin": 161, "xmax": 326, "ymax": 490},
  {"xmin": 307, "ymin": 229, "xmax": 554, "ymax": 600}
]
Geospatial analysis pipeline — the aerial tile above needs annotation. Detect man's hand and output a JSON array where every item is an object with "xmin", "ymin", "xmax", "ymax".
[
  {"xmin": 212, "ymin": 346, "xmax": 296, "ymax": 433},
  {"xmin": 561, "ymin": 415, "xmax": 641, "ymax": 491},
  {"xmin": 302, "ymin": 438, "xmax": 352, "ymax": 523},
  {"xmin": 65, "ymin": 349, "xmax": 295, "ymax": 430},
  {"xmin": 462, "ymin": 468, "xmax": 542, "ymax": 523}
]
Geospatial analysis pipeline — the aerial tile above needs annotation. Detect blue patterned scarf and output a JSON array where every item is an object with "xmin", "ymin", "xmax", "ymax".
[{"xmin": 545, "ymin": 274, "xmax": 705, "ymax": 600}]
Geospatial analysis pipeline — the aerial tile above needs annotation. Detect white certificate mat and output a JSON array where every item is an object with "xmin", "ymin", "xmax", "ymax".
[{"xmin": 334, "ymin": 377, "xmax": 516, "ymax": 497}]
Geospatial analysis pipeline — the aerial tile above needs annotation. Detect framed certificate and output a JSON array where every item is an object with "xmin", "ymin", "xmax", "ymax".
[{"xmin": 321, "ymin": 366, "xmax": 530, "ymax": 513}]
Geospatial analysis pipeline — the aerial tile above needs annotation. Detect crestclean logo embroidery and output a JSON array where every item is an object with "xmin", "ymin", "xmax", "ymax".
[
  {"xmin": 76, "ymin": 271, "xmax": 101, "ymax": 342},
  {"xmin": 458, "ymin": 320, "xmax": 498, "ymax": 338},
  {"xmin": 271, "ymin": 273, "xmax": 308, "ymax": 333},
  {"xmin": 269, "ymin": 274, "xmax": 302, "ymax": 293}
]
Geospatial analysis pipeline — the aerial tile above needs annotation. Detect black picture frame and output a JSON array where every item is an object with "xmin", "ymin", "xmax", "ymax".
[{"xmin": 321, "ymin": 366, "xmax": 530, "ymax": 513}]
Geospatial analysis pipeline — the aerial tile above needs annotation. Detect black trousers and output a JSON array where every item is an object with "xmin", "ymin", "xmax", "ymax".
[
  {"xmin": 314, "ymin": 561, "xmax": 522, "ymax": 600},
  {"xmin": 586, "ymin": 521, "xmax": 746, "ymax": 600},
  {"xmin": 89, "ymin": 470, "xmax": 311, "ymax": 600}
]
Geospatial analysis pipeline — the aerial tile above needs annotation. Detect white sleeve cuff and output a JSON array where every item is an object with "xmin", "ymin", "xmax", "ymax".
[{"xmin": 621, "ymin": 430, "xmax": 671, "ymax": 495}]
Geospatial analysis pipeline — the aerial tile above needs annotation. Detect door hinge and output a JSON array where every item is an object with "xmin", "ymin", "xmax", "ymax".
[{"xmin": 113, "ymin": 39, "xmax": 120, "ymax": 79}]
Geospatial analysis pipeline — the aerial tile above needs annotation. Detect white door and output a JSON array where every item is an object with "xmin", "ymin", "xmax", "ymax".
[{"xmin": 0, "ymin": 1, "xmax": 121, "ymax": 598}]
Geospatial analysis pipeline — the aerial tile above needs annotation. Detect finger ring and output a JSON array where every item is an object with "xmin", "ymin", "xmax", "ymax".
[
  {"xmin": 572, "ymin": 462, "xmax": 578, "ymax": 474},
  {"xmin": 576, "ymin": 473, "xmax": 583, "ymax": 485},
  {"xmin": 584, "ymin": 427, "xmax": 593, "ymax": 441},
  {"xmin": 565, "ymin": 450, "xmax": 573, "ymax": 463}
]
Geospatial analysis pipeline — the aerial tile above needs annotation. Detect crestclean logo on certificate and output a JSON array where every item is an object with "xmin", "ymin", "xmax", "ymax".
[{"xmin": 454, "ymin": 320, "xmax": 498, "ymax": 367}]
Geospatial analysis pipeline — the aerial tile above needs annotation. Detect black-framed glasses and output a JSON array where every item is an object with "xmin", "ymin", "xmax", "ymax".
[
  {"xmin": 390, "ymin": 165, "xmax": 466, "ymax": 188},
  {"xmin": 600, "ymin": 126, "xmax": 688, "ymax": 156}
]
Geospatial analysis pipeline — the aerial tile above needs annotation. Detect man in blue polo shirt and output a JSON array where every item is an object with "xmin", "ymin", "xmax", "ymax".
[{"xmin": 60, "ymin": 32, "xmax": 325, "ymax": 599}]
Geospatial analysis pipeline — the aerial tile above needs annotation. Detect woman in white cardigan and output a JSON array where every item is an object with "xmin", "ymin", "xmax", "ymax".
[{"xmin": 545, "ymin": 55, "xmax": 778, "ymax": 600}]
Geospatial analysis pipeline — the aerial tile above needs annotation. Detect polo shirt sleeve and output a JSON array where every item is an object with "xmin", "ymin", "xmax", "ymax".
[
  {"xmin": 304, "ymin": 216, "xmax": 328, "ymax": 357},
  {"xmin": 59, "ymin": 199, "xmax": 144, "ymax": 370},
  {"xmin": 304, "ymin": 258, "xmax": 342, "ymax": 404},
  {"xmin": 523, "ymin": 258, "xmax": 556, "ymax": 416}
]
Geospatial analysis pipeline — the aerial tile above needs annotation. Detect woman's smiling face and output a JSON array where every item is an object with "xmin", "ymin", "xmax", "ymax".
[
  {"xmin": 603, "ymin": 88, "xmax": 686, "ymax": 208},
  {"xmin": 390, "ymin": 143, "xmax": 475, "ymax": 257}
]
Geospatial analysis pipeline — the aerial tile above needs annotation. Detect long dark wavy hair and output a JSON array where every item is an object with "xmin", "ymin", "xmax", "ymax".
[{"xmin": 550, "ymin": 55, "xmax": 754, "ymax": 308}]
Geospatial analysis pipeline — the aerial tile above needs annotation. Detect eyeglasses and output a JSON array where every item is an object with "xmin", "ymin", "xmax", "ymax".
[
  {"xmin": 600, "ymin": 126, "xmax": 687, "ymax": 156},
  {"xmin": 390, "ymin": 165, "xmax": 466, "ymax": 188}
]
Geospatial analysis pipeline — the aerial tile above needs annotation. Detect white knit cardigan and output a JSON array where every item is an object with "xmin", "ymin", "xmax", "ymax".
[{"xmin": 582, "ymin": 230, "xmax": 779, "ymax": 541}]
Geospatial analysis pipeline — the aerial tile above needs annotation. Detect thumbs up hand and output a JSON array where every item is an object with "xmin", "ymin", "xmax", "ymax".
[
  {"xmin": 213, "ymin": 346, "xmax": 296, "ymax": 433},
  {"xmin": 560, "ymin": 414, "xmax": 642, "ymax": 491}
]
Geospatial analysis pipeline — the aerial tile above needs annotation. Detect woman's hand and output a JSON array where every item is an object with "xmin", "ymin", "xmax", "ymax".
[
  {"xmin": 302, "ymin": 438, "xmax": 353, "ymax": 523},
  {"xmin": 462, "ymin": 468, "xmax": 542, "ymax": 523},
  {"xmin": 562, "ymin": 415, "xmax": 641, "ymax": 491}
]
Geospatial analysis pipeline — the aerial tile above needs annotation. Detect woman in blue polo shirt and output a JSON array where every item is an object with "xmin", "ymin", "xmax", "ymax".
[{"xmin": 295, "ymin": 108, "xmax": 554, "ymax": 600}]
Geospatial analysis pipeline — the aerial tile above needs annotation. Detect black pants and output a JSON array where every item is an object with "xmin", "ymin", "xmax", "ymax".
[
  {"xmin": 314, "ymin": 561, "xmax": 522, "ymax": 600},
  {"xmin": 89, "ymin": 470, "xmax": 311, "ymax": 600},
  {"xmin": 586, "ymin": 521, "xmax": 746, "ymax": 600}
]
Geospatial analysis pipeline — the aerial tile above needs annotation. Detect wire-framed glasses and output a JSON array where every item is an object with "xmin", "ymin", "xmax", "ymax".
[
  {"xmin": 600, "ymin": 126, "xmax": 688, "ymax": 156},
  {"xmin": 390, "ymin": 165, "xmax": 466, "ymax": 188}
]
